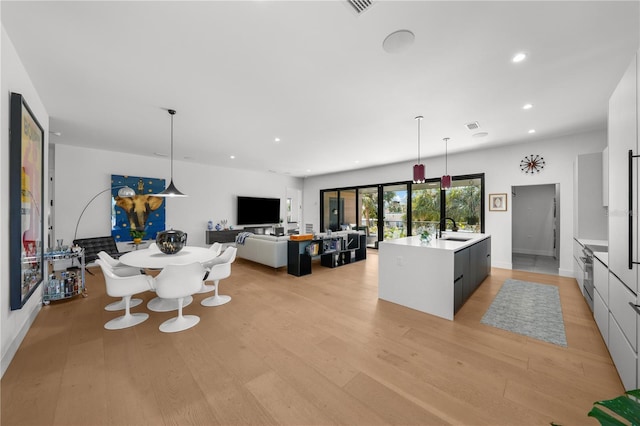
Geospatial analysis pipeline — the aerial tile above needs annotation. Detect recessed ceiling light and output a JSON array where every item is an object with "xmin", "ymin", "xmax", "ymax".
[
  {"xmin": 154, "ymin": 152, "xmax": 168, "ymax": 157},
  {"xmin": 528, "ymin": 129, "xmax": 536, "ymax": 134},
  {"xmin": 274, "ymin": 137, "xmax": 280, "ymax": 143},
  {"xmin": 382, "ymin": 29, "xmax": 415, "ymax": 54},
  {"xmin": 354, "ymin": 160, "xmax": 360, "ymax": 164},
  {"xmin": 230, "ymin": 155, "xmax": 235, "ymax": 159},
  {"xmin": 512, "ymin": 52, "xmax": 527, "ymax": 63},
  {"xmin": 472, "ymin": 132, "xmax": 489, "ymax": 138},
  {"xmin": 523, "ymin": 103, "xmax": 533, "ymax": 110},
  {"xmin": 48, "ymin": 131, "xmax": 62, "ymax": 136}
]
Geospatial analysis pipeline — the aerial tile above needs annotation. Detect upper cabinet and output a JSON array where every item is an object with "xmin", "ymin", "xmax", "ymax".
[{"xmin": 573, "ymin": 152, "xmax": 607, "ymax": 240}]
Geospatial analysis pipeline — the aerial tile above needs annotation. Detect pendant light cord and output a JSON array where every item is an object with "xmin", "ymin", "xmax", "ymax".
[
  {"xmin": 444, "ymin": 137, "xmax": 449, "ymax": 174},
  {"xmin": 415, "ymin": 116, "xmax": 423, "ymax": 163},
  {"xmin": 169, "ymin": 109, "xmax": 176, "ymax": 180}
]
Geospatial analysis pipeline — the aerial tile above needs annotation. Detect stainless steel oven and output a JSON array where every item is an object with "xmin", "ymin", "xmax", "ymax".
[{"xmin": 581, "ymin": 246, "xmax": 594, "ymax": 311}]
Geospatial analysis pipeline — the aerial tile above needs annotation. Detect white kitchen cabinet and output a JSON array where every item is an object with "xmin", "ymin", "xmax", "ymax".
[
  {"xmin": 594, "ymin": 255, "xmax": 608, "ymax": 305},
  {"xmin": 609, "ymin": 272, "xmax": 638, "ymax": 352},
  {"xmin": 594, "ymin": 288, "xmax": 608, "ymax": 344},
  {"xmin": 608, "ymin": 52, "xmax": 638, "ymax": 295},
  {"xmin": 609, "ymin": 312, "xmax": 638, "ymax": 390}
]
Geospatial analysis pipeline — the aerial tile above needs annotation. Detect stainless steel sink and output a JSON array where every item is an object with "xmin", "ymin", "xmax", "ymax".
[{"xmin": 440, "ymin": 234, "xmax": 473, "ymax": 242}]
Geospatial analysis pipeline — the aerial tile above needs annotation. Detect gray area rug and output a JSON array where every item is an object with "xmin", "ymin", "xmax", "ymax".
[{"xmin": 480, "ymin": 279, "xmax": 567, "ymax": 347}]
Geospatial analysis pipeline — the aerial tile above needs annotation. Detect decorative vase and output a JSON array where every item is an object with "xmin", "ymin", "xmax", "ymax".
[{"xmin": 156, "ymin": 229, "xmax": 187, "ymax": 254}]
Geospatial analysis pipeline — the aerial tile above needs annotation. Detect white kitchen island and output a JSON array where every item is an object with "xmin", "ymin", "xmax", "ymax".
[{"xmin": 378, "ymin": 233, "xmax": 491, "ymax": 320}]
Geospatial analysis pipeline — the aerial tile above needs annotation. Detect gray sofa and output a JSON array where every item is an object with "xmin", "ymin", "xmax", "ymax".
[{"xmin": 235, "ymin": 234, "xmax": 289, "ymax": 268}]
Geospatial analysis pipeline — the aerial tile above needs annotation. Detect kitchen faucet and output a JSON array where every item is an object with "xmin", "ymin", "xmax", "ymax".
[{"xmin": 439, "ymin": 217, "xmax": 458, "ymax": 237}]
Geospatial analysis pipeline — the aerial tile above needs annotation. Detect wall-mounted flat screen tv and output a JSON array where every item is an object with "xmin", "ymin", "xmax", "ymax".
[{"xmin": 237, "ymin": 196, "xmax": 280, "ymax": 225}]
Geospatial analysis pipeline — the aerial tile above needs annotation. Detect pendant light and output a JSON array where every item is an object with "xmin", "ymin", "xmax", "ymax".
[
  {"xmin": 157, "ymin": 109, "xmax": 187, "ymax": 197},
  {"xmin": 441, "ymin": 137, "xmax": 451, "ymax": 190},
  {"xmin": 412, "ymin": 115, "xmax": 425, "ymax": 183}
]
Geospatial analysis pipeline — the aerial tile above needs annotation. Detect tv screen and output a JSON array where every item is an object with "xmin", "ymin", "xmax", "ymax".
[{"xmin": 237, "ymin": 196, "xmax": 280, "ymax": 225}]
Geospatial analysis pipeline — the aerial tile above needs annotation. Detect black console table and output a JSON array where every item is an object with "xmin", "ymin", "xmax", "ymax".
[
  {"xmin": 287, "ymin": 233, "xmax": 366, "ymax": 276},
  {"xmin": 205, "ymin": 230, "xmax": 241, "ymax": 244}
]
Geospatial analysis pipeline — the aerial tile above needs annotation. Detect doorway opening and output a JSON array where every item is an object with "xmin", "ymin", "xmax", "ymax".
[{"xmin": 511, "ymin": 184, "xmax": 560, "ymax": 275}]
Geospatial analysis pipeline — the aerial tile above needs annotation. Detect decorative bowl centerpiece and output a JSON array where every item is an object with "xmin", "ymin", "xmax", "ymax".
[{"xmin": 156, "ymin": 229, "xmax": 187, "ymax": 254}]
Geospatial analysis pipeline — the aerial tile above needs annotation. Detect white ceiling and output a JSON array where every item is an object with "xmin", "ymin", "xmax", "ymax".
[{"xmin": 2, "ymin": 1, "xmax": 639, "ymax": 178}]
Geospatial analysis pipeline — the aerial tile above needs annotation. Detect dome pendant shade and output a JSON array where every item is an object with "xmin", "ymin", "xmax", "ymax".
[
  {"xmin": 157, "ymin": 109, "xmax": 187, "ymax": 197},
  {"xmin": 159, "ymin": 180, "xmax": 187, "ymax": 197},
  {"xmin": 412, "ymin": 115, "xmax": 425, "ymax": 184}
]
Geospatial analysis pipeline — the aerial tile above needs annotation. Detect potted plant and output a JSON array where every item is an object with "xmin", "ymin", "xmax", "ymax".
[{"xmin": 130, "ymin": 229, "xmax": 146, "ymax": 244}]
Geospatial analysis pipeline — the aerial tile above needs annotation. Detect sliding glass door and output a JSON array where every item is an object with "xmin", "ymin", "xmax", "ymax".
[
  {"xmin": 319, "ymin": 173, "xmax": 484, "ymax": 248},
  {"xmin": 411, "ymin": 180, "xmax": 441, "ymax": 235},
  {"xmin": 382, "ymin": 184, "xmax": 408, "ymax": 240}
]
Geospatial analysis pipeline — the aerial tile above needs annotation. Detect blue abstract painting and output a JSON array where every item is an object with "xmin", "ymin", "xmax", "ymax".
[{"xmin": 111, "ymin": 174, "xmax": 166, "ymax": 242}]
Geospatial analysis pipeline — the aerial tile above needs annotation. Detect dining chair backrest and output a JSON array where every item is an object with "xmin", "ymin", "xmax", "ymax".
[
  {"xmin": 155, "ymin": 262, "xmax": 205, "ymax": 300},
  {"xmin": 97, "ymin": 251, "xmax": 141, "ymax": 277},
  {"xmin": 204, "ymin": 246, "xmax": 236, "ymax": 268},
  {"xmin": 96, "ymin": 259, "xmax": 153, "ymax": 298},
  {"xmin": 209, "ymin": 242, "xmax": 222, "ymax": 256}
]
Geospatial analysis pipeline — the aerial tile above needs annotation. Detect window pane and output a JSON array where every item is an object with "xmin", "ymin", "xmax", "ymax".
[
  {"xmin": 411, "ymin": 181, "xmax": 441, "ymax": 235},
  {"xmin": 340, "ymin": 189, "xmax": 357, "ymax": 230},
  {"xmin": 383, "ymin": 184, "xmax": 408, "ymax": 240},
  {"xmin": 358, "ymin": 187, "xmax": 378, "ymax": 248},
  {"xmin": 444, "ymin": 177, "xmax": 482, "ymax": 233}
]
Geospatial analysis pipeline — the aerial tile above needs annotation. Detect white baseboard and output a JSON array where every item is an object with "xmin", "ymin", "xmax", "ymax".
[
  {"xmin": 513, "ymin": 248, "xmax": 555, "ymax": 257},
  {"xmin": 492, "ymin": 261, "xmax": 512, "ymax": 270},
  {"xmin": 558, "ymin": 268, "xmax": 575, "ymax": 278},
  {"xmin": 1, "ymin": 301, "xmax": 42, "ymax": 378}
]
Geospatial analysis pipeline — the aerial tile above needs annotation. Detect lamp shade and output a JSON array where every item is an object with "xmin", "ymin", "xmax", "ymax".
[
  {"xmin": 441, "ymin": 174, "xmax": 451, "ymax": 189},
  {"xmin": 158, "ymin": 180, "xmax": 187, "ymax": 197},
  {"xmin": 413, "ymin": 164, "xmax": 425, "ymax": 184}
]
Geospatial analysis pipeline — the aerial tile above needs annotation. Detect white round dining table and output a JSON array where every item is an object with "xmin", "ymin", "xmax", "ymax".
[
  {"xmin": 119, "ymin": 246, "xmax": 217, "ymax": 269},
  {"xmin": 119, "ymin": 246, "xmax": 217, "ymax": 312}
]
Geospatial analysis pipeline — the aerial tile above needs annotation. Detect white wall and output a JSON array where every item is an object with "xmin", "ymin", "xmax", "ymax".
[
  {"xmin": 1, "ymin": 27, "xmax": 50, "ymax": 377},
  {"xmin": 512, "ymin": 184, "xmax": 557, "ymax": 256},
  {"xmin": 54, "ymin": 144, "xmax": 303, "ymax": 247},
  {"xmin": 303, "ymin": 129, "xmax": 607, "ymax": 277}
]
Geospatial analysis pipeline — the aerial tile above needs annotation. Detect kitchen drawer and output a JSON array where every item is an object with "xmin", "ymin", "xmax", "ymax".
[
  {"xmin": 594, "ymin": 256, "xmax": 608, "ymax": 305},
  {"xmin": 609, "ymin": 272, "xmax": 638, "ymax": 351},
  {"xmin": 609, "ymin": 312, "xmax": 638, "ymax": 390},
  {"xmin": 594, "ymin": 288, "xmax": 608, "ymax": 345}
]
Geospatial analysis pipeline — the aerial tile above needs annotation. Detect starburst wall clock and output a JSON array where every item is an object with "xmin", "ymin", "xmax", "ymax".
[{"xmin": 520, "ymin": 154, "xmax": 546, "ymax": 174}]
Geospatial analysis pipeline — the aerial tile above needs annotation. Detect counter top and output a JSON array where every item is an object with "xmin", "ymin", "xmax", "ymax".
[
  {"xmin": 593, "ymin": 251, "xmax": 608, "ymax": 267},
  {"xmin": 575, "ymin": 238, "xmax": 608, "ymax": 248},
  {"xmin": 380, "ymin": 233, "xmax": 490, "ymax": 252}
]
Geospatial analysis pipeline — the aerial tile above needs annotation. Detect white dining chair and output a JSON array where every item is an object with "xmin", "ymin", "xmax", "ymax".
[
  {"xmin": 201, "ymin": 246, "xmax": 237, "ymax": 307},
  {"xmin": 154, "ymin": 262, "xmax": 205, "ymax": 333},
  {"xmin": 97, "ymin": 260, "xmax": 154, "ymax": 330},
  {"xmin": 97, "ymin": 251, "xmax": 145, "ymax": 311},
  {"xmin": 197, "ymin": 242, "xmax": 223, "ymax": 294}
]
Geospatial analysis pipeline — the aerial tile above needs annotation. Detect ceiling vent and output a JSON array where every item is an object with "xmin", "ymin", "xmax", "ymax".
[
  {"xmin": 347, "ymin": 0, "xmax": 374, "ymax": 14},
  {"xmin": 465, "ymin": 121, "xmax": 480, "ymax": 131}
]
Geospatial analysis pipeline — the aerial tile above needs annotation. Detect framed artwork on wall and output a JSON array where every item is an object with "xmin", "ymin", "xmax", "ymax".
[
  {"xmin": 111, "ymin": 175, "xmax": 166, "ymax": 242},
  {"xmin": 9, "ymin": 92, "xmax": 45, "ymax": 310},
  {"xmin": 489, "ymin": 193, "xmax": 508, "ymax": 212}
]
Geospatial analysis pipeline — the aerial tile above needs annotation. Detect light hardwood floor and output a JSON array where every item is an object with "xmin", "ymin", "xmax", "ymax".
[{"xmin": 1, "ymin": 250, "xmax": 623, "ymax": 425}]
